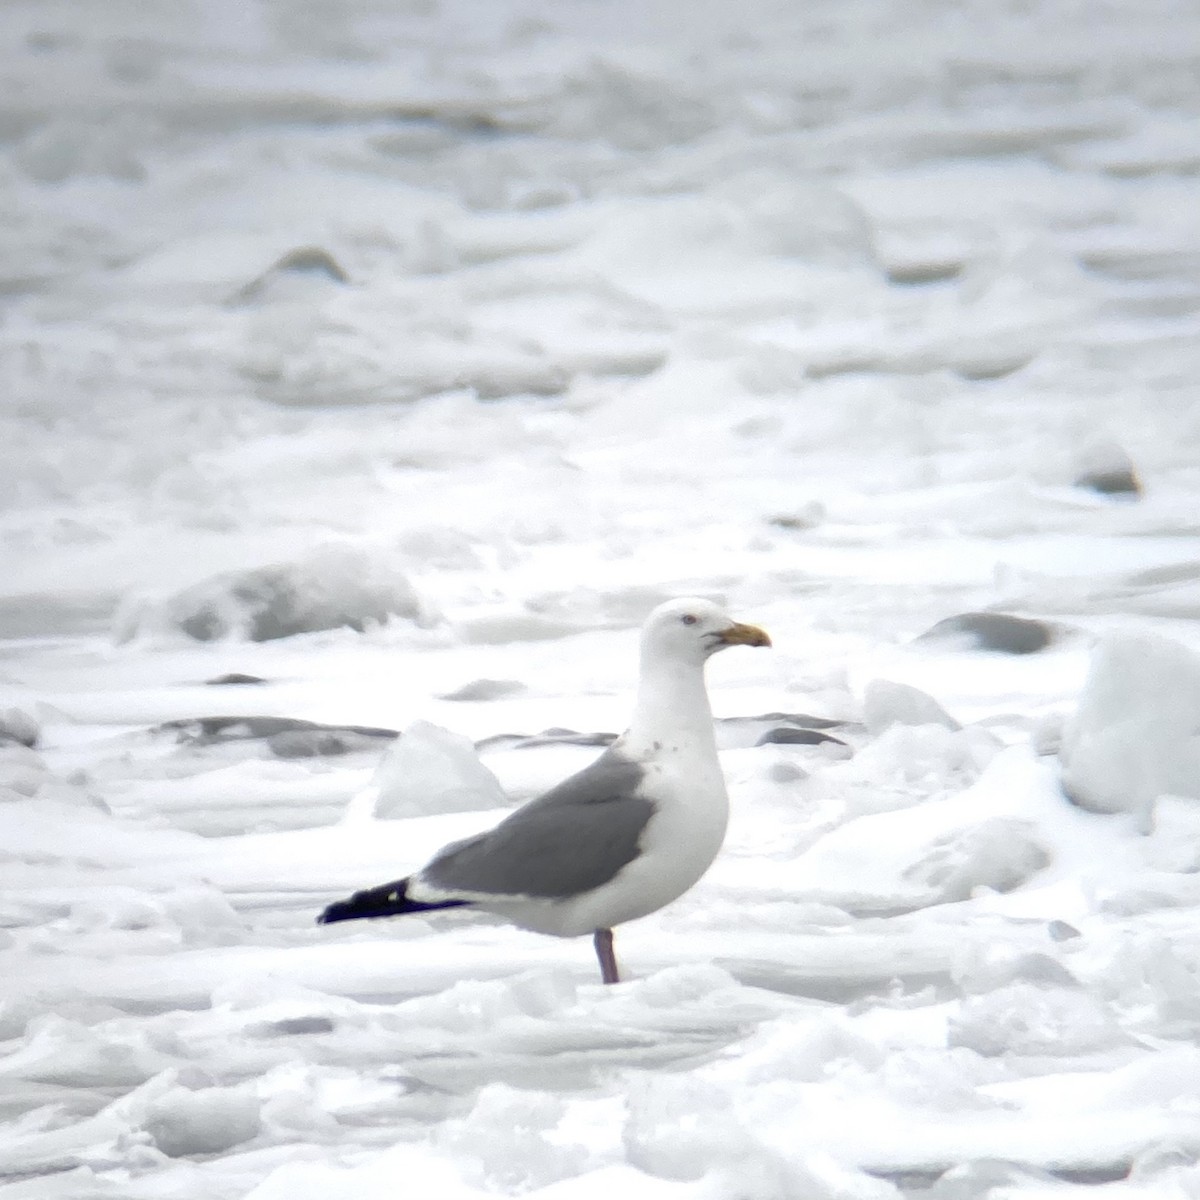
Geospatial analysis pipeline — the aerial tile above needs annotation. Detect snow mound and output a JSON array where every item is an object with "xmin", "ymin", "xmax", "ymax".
[
  {"xmin": 798, "ymin": 810, "xmax": 1049, "ymax": 915},
  {"xmin": 114, "ymin": 544, "xmax": 430, "ymax": 642},
  {"xmin": 1060, "ymin": 633, "xmax": 1200, "ymax": 818},
  {"xmin": 795, "ymin": 744, "xmax": 1046, "ymax": 913},
  {"xmin": 365, "ymin": 720, "xmax": 509, "ymax": 820}
]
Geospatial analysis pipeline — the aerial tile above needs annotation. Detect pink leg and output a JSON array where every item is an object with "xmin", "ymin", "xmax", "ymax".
[{"xmin": 593, "ymin": 928, "xmax": 620, "ymax": 984}]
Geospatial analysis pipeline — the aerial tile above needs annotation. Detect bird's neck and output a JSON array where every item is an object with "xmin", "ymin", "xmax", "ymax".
[{"xmin": 621, "ymin": 654, "xmax": 718, "ymax": 761}]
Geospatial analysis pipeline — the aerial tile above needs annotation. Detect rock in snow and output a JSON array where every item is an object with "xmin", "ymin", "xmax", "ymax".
[
  {"xmin": 1073, "ymin": 439, "xmax": 1142, "ymax": 498},
  {"xmin": 234, "ymin": 246, "xmax": 350, "ymax": 305},
  {"xmin": 916, "ymin": 612, "xmax": 1055, "ymax": 655},
  {"xmin": 1060, "ymin": 633, "xmax": 1200, "ymax": 820},
  {"xmin": 115, "ymin": 544, "xmax": 430, "ymax": 642},
  {"xmin": 0, "ymin": 707, "xmax": 39, "ymax": 747},
  {"xmin": 158, "ymin": 716, "xmax": 398, "ymax": 758}
]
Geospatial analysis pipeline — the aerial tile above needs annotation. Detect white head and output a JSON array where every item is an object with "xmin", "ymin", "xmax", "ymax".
[{"xmin": 639, "ymin": 597, "xmax": 771, "ymax": 667}]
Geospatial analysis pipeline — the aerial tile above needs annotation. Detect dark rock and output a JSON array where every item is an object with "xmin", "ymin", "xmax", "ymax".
[
  {"xmin": 205, "ymin": 673, "xmax": 267, "ymax": 687},
  {"xmin": 715, "ymin": 712, "xmax": 852, "ymax": 750},
  {"xmin": 439, "ymin": 678, "xmax": 527, "ymax": 702},
  {"xmin": 0, "ymin": 708, "xmax": 39, "ymax": 748},
  {"xmin": 755, "ymin": 727, "xmax": 847, "ymax": 747},
  {"xmin": 885, "ymin": 258, "xmax": 964, "ymax": 286},
  {"xmin": 272, "ymin": 247, "xmax": 349, "ymax": 282},
  {"xmin": 475, "ymin": 728, "xmax": 619, "ymax": 751},
  {"xmin": 1075, "ymin": 467, "xmax": 1141, "ymax": 496},
  {"xmin": 234, "ymin": 246, "xmax": 349, "ymax": 304},
  {"xmin": 721, "ymin": 711, "xmax": 845, "ymax": 731},
  {"xmin": 917, "ymin": 612, "xmax": 1054, "ymax": 655},
  {"xmin": 250, "ymin": 1015, "xmax": 336, "ymax": 1037},
  {"xmin": 474, "ymin": 712, "xmax": 851, "ymax": 754},
  {"xmin": 953, "ymin": 354, "xmax": 1033, "ymax": 381},
  {"xmin": 158, "ymin": 716, "xmax": 398, "ymax": 758},
  {"xmin": 1048, "ymin": 920, "xmax": 1082, "ymax": 943},
  {"xmin": 1074, "ymin": 441, "xmax": 1141, "ymax": 498},
  {"xmin": 266, "ymin": 730, "xmax": 382, "ymax": 759},
  {"xmin": 767, "ymin": 502, "xmax": 826, "ymax": 531}
]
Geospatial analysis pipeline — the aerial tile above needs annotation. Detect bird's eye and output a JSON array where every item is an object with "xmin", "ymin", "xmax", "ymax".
[{"xmin": 681, "ymin": 614, "xmax": 698, "ymax": 626}]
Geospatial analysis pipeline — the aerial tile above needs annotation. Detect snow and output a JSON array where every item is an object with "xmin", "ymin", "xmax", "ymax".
[{"xmin": 3, "ymin": 0, "xmax": 1200, "ymax": 1195}]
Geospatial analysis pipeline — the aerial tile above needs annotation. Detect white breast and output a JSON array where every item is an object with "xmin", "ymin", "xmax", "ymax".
[{"xmin": 537, "ymin": 750, "xmax": 730, "ymax": 938}]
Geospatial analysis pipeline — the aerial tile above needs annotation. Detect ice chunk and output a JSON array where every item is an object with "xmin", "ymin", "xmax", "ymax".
[
  {"xmin": 739, "ymin": 1017, "xmax": 884, "ymax": 1085},
  {"xmin": 623, "ymin": 1074, "xmax": 845, "ymax": 1198},
  {"xmin": 900, "ymin": 817, "xmax": 1050, "ymax": 903},
  {"xmin": 721, "ymin": 175, "xmax": 877, "ymax": 267},
  {"xmin": 159, "ymin": 885, "xmax": 246, "ymax": 948},
  {"xmin": 1060, "ymin": 633, "xmax": 1200, "ymax": 818},
  {"xmin": 948, "ymin": 982, "xmax": 1127, "ymax": 1057},
  {"xmin": 0, "ymin": 744, "xmax": 48, "ymax": 797},
  {"xmin": 438, "ymin": 1084, "xmax": 584, "ymax": 1191},
  {"xmin": 143, "ymin": 1082, "xmax": 262, "ymax": 1157},
  {"xmin": 863, "ymin": 680, "xmax": 960, "ymax": 734},
  {"xmin": 115, "ymin": 544, "xmax": 431, "ymax": 642},
  {"xmin": 1085, "ymin": 935, "xmax": 1200, "ymax": 1034},
  {"xmin": 367, "ymin": 720, "xmax": 508, "ymax": 820},
  {"xmin": 924, "ymin": 1160, "xmax": 1061, "ymax": 1199},
  {"xmin": 0, "ymin": 1016, "xmax": 179, "ymax": 1088},
  {"xmin": 953, "ymin": 943, "xmax": 1080, "ymax": 994},
  {"xmin": 794, "ymin": 744, "xmax": 1046, "ymax": 913},
  {"xmin": 808, "ymin": 723, "xmax": 1002, "ymax": 821}
]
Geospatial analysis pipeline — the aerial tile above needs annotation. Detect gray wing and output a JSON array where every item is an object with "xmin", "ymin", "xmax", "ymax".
[{"xmin": 420, "ymin": 750, "xmax": 653, "ymax": 899}]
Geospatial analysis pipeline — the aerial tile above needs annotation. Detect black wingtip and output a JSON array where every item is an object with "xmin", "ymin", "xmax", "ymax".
[
  {"xmin": 315, "ymin": 898, "xmax": 360, "ymax": 925},
  {"xmin": 316, "ymin": 878, "xmax": 410, "ymax": 925},
  {"xmin": 316, "ymin": 877, "xmax": 469, "ymax": 925}
]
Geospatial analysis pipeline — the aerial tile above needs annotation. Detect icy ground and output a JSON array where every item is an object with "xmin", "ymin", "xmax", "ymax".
[{"xmin": 4, "ymin": 0, "xmax": 1200, "ymax": 1196}]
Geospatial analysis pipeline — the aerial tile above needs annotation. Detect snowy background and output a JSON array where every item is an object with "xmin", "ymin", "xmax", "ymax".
[{"xmin": 4, "ymin": 0, "xmax": 1200, "ymax": 1196}]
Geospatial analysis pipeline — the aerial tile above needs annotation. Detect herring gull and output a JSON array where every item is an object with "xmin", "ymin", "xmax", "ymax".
[{"xmin": 317, "ymin": 597, "xmax": 771, "ymax": 983}]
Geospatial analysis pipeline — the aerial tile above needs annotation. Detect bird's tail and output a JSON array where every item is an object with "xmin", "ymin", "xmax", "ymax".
[{"xmin": 316, "ymin": 877, "xmax": 468, "ymax": 925}]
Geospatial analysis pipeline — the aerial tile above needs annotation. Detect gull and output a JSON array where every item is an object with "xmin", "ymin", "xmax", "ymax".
[{"xmin": 317, "ymin": 597, "xmax": 771, "ymax": 983}]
